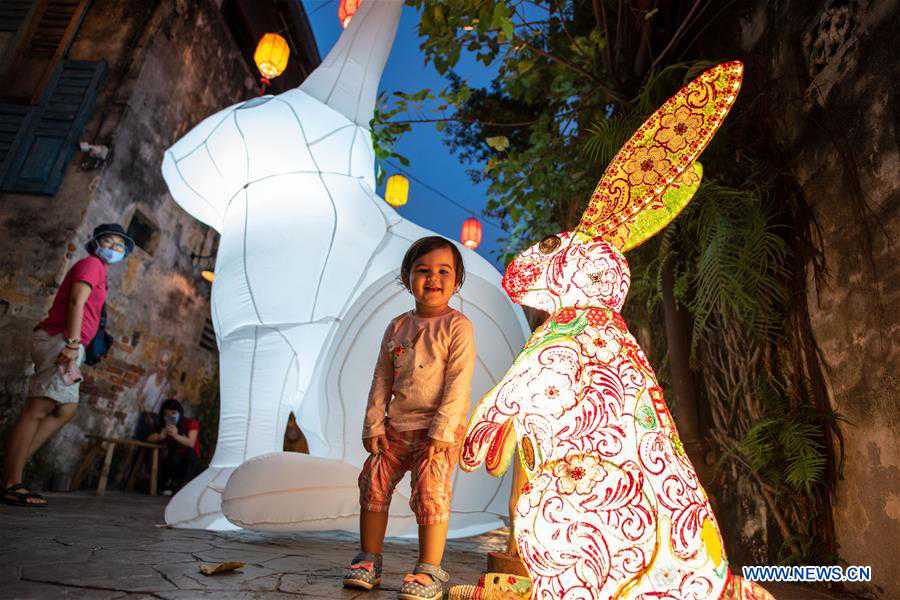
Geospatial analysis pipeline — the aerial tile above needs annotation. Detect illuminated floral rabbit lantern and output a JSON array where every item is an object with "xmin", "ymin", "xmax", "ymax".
[
  {"xmin": 462, "ymin": 63, "xmax": 775, "ymax": 599},
  {"xmin": 160, "ymin": 0, "xmax": 529, "ymax": 536}
]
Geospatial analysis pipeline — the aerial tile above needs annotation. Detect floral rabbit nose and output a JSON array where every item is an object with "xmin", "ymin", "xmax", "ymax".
[{"xmin": 502, "ymin": 258, "xmax": 542, "ymax": 302}]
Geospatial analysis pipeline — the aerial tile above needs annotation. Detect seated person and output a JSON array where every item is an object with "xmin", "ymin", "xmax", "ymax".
[{"xmin": 146, "ymin": 398, "xmax": 200, "ymax": 495}]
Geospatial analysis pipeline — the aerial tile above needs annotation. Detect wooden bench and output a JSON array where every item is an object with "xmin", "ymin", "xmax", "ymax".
[{"xmin": 71, "ymin": 435, "xmax": 164, "ymax": 496}]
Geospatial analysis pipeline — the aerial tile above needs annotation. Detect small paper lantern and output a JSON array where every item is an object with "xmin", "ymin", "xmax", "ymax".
[
  {"xmin": 385, "ymin": 174, "xmax": 409, "ymax": 207},
  {"xmin": 461, "ymin": 217, "xmax": 483, "ymax": 249},
  {"xmin": 339, "ymin": 0, "xmax": 362, "ymax": 28},
  {"xmin": 201, "ymin": 270, "xmax": 215, "ymax": 283},
  {"xmin": 254, "ymin": 33, "xmax": 290, "ymax": 80}
]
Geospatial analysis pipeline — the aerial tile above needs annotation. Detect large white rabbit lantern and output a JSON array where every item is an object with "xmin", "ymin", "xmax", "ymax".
[{"xmin": 160, "ymin": 0, "xmax": 529, "ymax": 536}]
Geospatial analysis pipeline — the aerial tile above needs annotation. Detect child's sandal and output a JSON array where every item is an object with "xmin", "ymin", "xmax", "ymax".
[
  {"xmin": 342, "ymin": 551, "xmax": 383, "ymax": 590},
  {"xmin": 398, "ymin": 562, "xmax": 449, "ymax": 600}
]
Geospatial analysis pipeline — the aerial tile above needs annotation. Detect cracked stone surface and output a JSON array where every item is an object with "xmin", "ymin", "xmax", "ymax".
[{"xmin": 0, "ymin": 491, "xmax": 845, "ymax": 599}]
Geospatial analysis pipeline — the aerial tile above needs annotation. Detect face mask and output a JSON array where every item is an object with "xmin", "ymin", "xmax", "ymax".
[
  {"xmin": 164, "ymin": 413, "xmax": 180, "ymax": 426},
  {"xmin": 96, "ymin": 247, "xmax": 125, "ymax": 264}
]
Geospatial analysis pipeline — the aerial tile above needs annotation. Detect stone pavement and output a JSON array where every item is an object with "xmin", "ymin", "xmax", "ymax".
[{"xmin": 0, "ymin": 491, "xmax": 849, "ymax": 599}]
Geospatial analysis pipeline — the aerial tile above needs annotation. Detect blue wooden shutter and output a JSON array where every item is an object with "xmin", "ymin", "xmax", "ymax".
[
  {"xmin": 1, "ymin": 59, "xmax": 106, "ymax": 195},
  {"xmin": 0, "ymin": 103, "xmax": 35, "ymax": 183},
  {"xmin": 0, "ymin": 0, "xmax": 36, "ymax": 32}
]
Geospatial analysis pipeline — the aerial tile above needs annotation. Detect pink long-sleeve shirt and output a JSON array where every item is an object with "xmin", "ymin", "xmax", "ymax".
[{"xmin": 362, "ymin": 309, "xmax": 476, "ymax": 444}]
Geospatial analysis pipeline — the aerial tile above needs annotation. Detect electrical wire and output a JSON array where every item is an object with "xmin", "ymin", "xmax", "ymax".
[{"xmin": 384, "ymin": 159, "xmax": 509, "ymax": 234}]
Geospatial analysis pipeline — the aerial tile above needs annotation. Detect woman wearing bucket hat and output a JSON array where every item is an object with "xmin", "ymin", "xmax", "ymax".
[{"xmin": 2, "ymin": 223, "xmax": 133, "ymax": 507}]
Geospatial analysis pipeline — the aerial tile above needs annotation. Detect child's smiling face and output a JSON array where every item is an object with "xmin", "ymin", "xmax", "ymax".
[{"xmin": 409, "ymin": 246, "xmax": 457, "ymax": 311}]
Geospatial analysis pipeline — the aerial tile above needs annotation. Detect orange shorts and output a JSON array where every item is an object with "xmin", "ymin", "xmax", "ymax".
[{"xmin": 358, "ymin": 425, "xmax": 460, "ymax": 525}]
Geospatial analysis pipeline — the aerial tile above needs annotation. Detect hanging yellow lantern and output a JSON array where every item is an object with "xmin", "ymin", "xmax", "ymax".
[
  {"xmin": 461, "ymin": 217, "xmax": 483, "ymax": 249},
  {"xmin": 201, "ymin": 270, "xmax": 215, "ymax": 283},
  {"xmin": 339, "ymin": 0, "xmax": 362, "ymax": 28},
  {"xmin": 385, "ymin": 174, "xmax": 409, "ymax": 208},
  {"xmin": 254, "ymin": 33, "xmax": 290, "ymax": 81}
]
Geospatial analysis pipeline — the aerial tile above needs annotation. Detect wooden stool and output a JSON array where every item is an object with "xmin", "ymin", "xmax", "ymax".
[{"xmin": 71, "ymin": 435, "xmax": 163, "ymax": 496}]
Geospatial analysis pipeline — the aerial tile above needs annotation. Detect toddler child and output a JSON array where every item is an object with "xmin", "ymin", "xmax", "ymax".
[{"xmin": 343, "ymin": 236, "xmax": 476, "ymax": 600}]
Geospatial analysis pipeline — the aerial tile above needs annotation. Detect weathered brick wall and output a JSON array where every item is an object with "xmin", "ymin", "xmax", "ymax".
[
  {"xmin": 739, "ymin": 0, "xmax": 898, "ymax": 595},
  {"xmin": 0, "ymin": 0, "xmax": 258, "ymax": 484}
]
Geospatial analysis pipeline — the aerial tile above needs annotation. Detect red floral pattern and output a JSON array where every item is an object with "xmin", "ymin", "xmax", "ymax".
[
  {"xmin": 578, "ymin": 62, "xmax": 744, "ymax": 248},
  {"xmin": 460, "ymin": 62, "xmax": 771, "ymax": 600}
]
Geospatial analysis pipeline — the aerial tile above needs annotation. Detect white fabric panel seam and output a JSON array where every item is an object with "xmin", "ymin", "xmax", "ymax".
[
  {"xmin": 170, "ymin": 152, "xmax": 224, "ymax": 225},
  {"xmin": 242, "ymin": 328, "xmax": 260, "ymax": 461}
]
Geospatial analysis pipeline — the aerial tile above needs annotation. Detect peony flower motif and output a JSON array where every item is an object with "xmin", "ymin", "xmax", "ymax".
[
  {"xmin": 574, "ymin": 329, "xmax": 621, "ymax": 363},
  {"xmin": 572, "ymin": 265, "xmax": 618, "ymax": 301},
  {"xmin": 622, "ymin": 145, "xmax": 672, "ymax": 187},
  {"xmin": 569, "ymin": 245, "xmax": 629, "ymax": 310},
  {"xmin": 553, "ymin": 454, "xmax": 604, "ymax": 495},
  {"xmin": 526, "ymin": 366, "xmax": 577, "ymax": 414},
  {"xmin": 655, "ymin": 105, "xmax": 704, "ymax": 153},
  {"xmin": 518, "ymin": 473, "xmax": 550, "ymax": 511}
]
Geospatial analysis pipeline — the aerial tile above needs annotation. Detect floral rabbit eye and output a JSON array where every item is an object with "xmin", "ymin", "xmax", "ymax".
[{"xmin": 539, "ymin": 235, "xmax": 561, "ymax": 254}]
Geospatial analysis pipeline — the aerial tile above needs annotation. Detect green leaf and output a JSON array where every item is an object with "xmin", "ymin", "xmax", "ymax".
[{"xmin": 486, "ymin": 135, "xmax": 510, "ymax": 151}]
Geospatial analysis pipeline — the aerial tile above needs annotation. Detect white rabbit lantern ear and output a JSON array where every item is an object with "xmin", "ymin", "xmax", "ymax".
[{"xmin": 577, "ymin": 61, "xmax": 743, "ymax": 250}]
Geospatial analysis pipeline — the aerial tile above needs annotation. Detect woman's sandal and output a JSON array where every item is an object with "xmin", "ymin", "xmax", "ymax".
[
  {"xmin": 398, "ymin": 562, "xmax": 450, "ymax": 600},
  {"xmin": 342, "ymin": 551, "xmax": 383, "ymax": 590},
  {"xmin": 2, "ymin": 484, "xmax": 48, "ymax": 507}
]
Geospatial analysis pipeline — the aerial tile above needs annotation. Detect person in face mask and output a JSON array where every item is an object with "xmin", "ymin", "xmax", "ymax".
[
  {"xmin": 2, "ymin": 223, "xmax": 133, "ymax": 507},
  {"xmin": 146, "ymin": 398, "xmax": 201, "ymax": 496}
]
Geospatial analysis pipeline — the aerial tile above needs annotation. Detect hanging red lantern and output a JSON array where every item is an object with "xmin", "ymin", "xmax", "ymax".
[
  {"xmin": 338, "ymin": 0, "xmax": 362, "ymax": 28},
  {"xmin": 461, "ymin": 217, "xmax": 483, "ymax": 250}
]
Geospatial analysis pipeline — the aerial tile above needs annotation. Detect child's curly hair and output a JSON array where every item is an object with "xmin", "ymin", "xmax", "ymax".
[{"xmin": 400, "ymin": 236, "xmax": 466, "ymax": 292}]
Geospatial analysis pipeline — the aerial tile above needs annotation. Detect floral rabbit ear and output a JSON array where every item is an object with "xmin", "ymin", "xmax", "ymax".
[
  {"xmin": 577, "ymin": 61, "xmax": 743, "ymax": 248},
  {"xmin": 609, "ymin": 161, "xmax": 703, "ymax": 251}
]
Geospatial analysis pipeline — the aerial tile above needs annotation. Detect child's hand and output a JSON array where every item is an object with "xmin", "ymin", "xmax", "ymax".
[
  {"xmin": 363, "ymin": 435, "xmax": 389, "ymax": 455},
  {"xmin": 426, "ymin": 438, "xmax": 454, "ymax": 461}
]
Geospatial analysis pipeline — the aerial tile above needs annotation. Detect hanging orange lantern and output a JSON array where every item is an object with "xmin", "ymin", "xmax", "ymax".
[
  {"xmin": 385, "ymin": 174, "xmax": 409, "ymax": 207},
  {"xmin": 338, "ymin": 0, "xmax": 362, "ymax": 28},
  {"xmin": 461, "ymin": 217, "xmax": 483, "ymax": 249},
  {"xmin": 254, "ymin": 33, "xmax": 290, "ymax": 93}
]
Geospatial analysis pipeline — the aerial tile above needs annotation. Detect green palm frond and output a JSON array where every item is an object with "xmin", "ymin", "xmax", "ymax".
[
  {"xmin": 682, "ymin": 180, "xmax": 787, "ymax": 345},
  {"xmin": 581, "ymin": 112, "xmax": 644, "ymax": 167}
]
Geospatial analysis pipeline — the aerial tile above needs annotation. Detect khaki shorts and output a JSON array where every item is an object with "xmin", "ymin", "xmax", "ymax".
[{"xmin": 27, "ymin": 329, "xmax": 85, "ymax": 404}]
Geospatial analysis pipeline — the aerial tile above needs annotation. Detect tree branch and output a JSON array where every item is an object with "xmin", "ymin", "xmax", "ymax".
[
  {"xmin": 592, "ymin": 0, "xmax": 616, "ymax": 80},
  {"xmin": 507, "ymin": 37, "xmax": 626, "ymax": 102},
  {"xmin": 650, "ymin": 0, "xmax": 705, "ymax": 71}
]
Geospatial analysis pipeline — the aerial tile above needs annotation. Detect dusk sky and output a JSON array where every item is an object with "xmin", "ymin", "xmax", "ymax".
[{"xmin": 299, "ymin": 0, "xmax": 508, "ymax": 270}]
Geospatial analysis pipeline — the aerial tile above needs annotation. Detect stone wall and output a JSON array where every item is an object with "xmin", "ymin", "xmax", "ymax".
[
  {"xmin": 0, "ymin": 0, "xmax": 260, "ymax": 484},
  {"xmin": 739, "ymin": 0, "xmax": 898, "ymax": 595}
]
